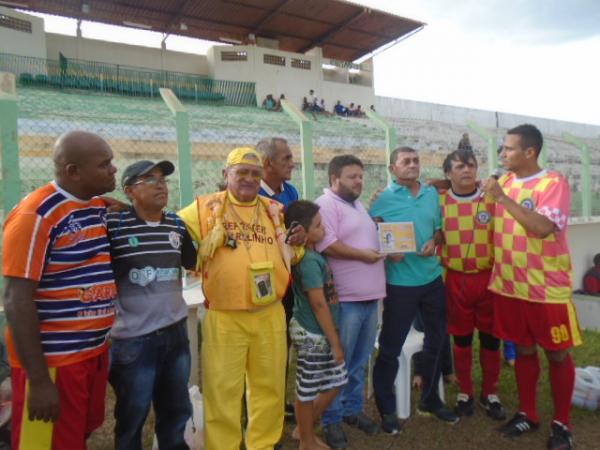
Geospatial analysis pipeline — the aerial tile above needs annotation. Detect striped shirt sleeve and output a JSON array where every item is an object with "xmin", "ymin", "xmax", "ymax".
[{"xmin": 2, "ymin": 207, "xmax": 52, "ymax": 281}]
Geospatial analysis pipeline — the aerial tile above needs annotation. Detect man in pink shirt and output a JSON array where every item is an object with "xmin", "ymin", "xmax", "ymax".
[{"xmin": 315, "ymin": 155, "xmax": 386, "ymax": 449}]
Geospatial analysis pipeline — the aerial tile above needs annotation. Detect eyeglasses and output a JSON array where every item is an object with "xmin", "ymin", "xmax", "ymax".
[
  {"xmin": 132, "ymin": 177, "xmax": 169, "ymax": 186},
  {"xmin": 233, "ymin": 168, "xmax": 262, "ymax": 179}
]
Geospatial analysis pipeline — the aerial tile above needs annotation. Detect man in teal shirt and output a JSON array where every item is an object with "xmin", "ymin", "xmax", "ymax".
[{"xmin": 370, "ymin": 147, "xmax": 458, "ymax": 433}]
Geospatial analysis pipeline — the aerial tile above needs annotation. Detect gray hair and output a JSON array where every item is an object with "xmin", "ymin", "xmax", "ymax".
[{"xmin": 255, "ymin": 137, "xmax": 288, "ymax": 162}]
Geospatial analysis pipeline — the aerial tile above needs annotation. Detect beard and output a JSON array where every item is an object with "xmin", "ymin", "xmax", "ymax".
[{"xmin": 337, "ymin": 185, "xmax": 360, "ymax": 202}]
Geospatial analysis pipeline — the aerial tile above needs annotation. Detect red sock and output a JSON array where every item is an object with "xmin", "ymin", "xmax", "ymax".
[
  {"xmin": 480, "ymin": 347, "xmax": 501, "ymax": 397},
  {"xmin": 515, "ymin": 352, "xmax": 540, "ymax": 423},
  {"xmin": 453, "ymin": 344, "xmax": 473, "ymax": 396},
  {"xmin": 549, "ymin": 353, "xmax": 575, "ymax": 427}
]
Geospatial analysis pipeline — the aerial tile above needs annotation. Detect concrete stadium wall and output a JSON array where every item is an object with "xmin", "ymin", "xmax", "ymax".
[
  {"xmin": 0, "ymin": 6, "xmax": 46, "ymax": 59},
  {"xmin": 46, "ymin": 33, "xmax": 210, "ymax": 74},
  {"xmin": 375, "ymin": 96, "xmax": 600, "ymax": 139},
  {"xmin": 209, "ymin": 45, "xmax": 375, "ymax": 111}
]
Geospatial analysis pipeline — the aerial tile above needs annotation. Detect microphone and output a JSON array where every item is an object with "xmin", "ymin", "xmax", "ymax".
[
  {"xmin": 490, "ymin": 168, "xmax": 502, "ymax": 180},
  {"xmin": 480, "ymin": 168, "xmax": 503, "ymax": 198}
]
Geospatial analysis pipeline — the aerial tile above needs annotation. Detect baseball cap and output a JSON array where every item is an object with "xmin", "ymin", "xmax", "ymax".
[
  {"xmin": 121, "ymin": 160, "xmax": 175, "ymax": 188},
  {"xmin": 225, "ymin": 147, "xmax": 262, "ymax": 168}
]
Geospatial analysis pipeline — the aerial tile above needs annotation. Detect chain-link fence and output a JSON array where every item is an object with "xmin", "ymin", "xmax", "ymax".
[
  {"xmin": 2, "ymin": 85, "xmax": 599, "ymax": 221},
  {"xmin": 15, "ymin": 86, "xmax": 181, "ymax": 208},
  {"xmin": 185, "ymin": 103, "xmax": 301, "ymax": 200}
]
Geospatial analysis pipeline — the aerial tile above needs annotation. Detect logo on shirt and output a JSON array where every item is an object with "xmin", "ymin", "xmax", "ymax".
[
  {"xmin": 65, "ymin": 215, "xmax": 84, "ymax": 245},
  {"xmin": 169, "ymin": 231, "xmax": 181, "ymax": 249},
  {"xmin": 129, "ymin": 266, "xmax": 156, "ymax": 286},
  {"xmin": 128, "ymin": 267, "xmax": 180, "ymax": 286},
  {"xmin": 80, "ymin": 284, "xmax": 117, "ymax": 303},
  {"xmin": 476, "ymin": 211, "xmax": 491, "ymax": 225},
  {"xmin": 128, "ymin": 236, "xmax": 140, "ymax": 247},
  {"xmin": 521, "ymin": 198, "xmax": 535, "ymax": 210}
]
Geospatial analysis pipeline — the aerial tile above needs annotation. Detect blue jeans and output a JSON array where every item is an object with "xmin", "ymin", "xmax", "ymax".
[
  {"xmin": 322, "ymin": 300, "xmax": 379, "ymax": 426},
  {"xmin": 373, "ymin": 278, "xmax": 447, "ymax": 415},
  {"xmin": 109, "ymin": 319, "xmax": 192, "ymax": 450}
]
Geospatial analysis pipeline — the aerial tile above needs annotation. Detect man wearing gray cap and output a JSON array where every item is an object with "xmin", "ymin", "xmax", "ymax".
[{"xmin": 106, "ymin": 160, "xmax": 197, "ymax": 450}]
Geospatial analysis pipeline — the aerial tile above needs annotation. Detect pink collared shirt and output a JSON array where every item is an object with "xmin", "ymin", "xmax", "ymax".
[{"xmin": 315, "ymin": 188, "xmax": 386, "ymax": 302}]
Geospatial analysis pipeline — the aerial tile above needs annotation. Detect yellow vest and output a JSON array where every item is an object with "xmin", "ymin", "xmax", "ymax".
[{"xmin": 179, "ymin": 191, "xmax": 291, "ymax": 310}]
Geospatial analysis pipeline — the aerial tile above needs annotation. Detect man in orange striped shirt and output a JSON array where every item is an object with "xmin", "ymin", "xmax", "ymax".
[{"xmin": 2, "ymin": 131, "xmax": 118, "ymax": 450}]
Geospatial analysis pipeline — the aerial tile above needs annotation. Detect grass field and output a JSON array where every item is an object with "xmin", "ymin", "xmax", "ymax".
[{"xmin": 88, "ymin": 329, "xmax": 600, "ymax": 450}]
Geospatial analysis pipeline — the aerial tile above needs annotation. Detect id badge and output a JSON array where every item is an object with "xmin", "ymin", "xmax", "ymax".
[{"xmin": 249, "ymin": 261, "xmax": 277, "ymax": 306}]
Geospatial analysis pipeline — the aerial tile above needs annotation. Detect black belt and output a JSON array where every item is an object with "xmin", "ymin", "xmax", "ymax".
[{"xmin": 146, "ymin": 317, "xmax": 186, "ymax": 337}]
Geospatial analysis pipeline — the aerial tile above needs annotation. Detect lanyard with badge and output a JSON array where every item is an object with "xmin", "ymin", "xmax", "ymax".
[{"xmin": 225, "ymin": 198, "xmax": 277, "ymax": 306}]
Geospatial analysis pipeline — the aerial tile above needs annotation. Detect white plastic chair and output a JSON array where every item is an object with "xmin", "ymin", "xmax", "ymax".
[{"xmin": 395, "ymin": 326, "xmax": 445, "ymax": 419}]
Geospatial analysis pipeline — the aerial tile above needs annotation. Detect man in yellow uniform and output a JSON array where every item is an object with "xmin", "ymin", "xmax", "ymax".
[{"xmin": 179, "ymin": 147, "xmax": 299, "ymax": 450}]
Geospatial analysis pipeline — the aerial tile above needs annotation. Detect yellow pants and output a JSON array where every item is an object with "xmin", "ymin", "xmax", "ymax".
[{"xmin": 202, "ymin": 301, "xmax": 287, "ymax": 450}]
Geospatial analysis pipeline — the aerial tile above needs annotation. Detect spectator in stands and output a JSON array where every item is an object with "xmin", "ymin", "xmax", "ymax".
[
  {"xmin": 334, "ymin": 101, "xmax": 348, "ymax": 116},
  {"xmin": 2, "ymin": 131, "xmax": 118, "ymax": 450},
  {"xmin": 482, "ymin": 124, "xmax": 580, "ymax": 450},
  {"xmin": 370, "ymin": 147, "xmax": 459, "ymax": 433},
  {"xmin": 354, "ymin": 105, "xmax": 365, "ymax": 117},
  {"xmin": 178, "ymin": 147, "xmax": 303, "ymax": 450},
  {"xmin": 106, "ymin": 160, "xmax": 197, "ymax": 450},
  {"xmin": 348, "ymin": 103, "xmax": 356, "ymax": 116},
  {"xmin": 276, "ymin": 94, "xmax": 285, "ymax": 111},
  {"xmin": 302, "ymin": 97, "xmax": 310, "ymax": 112},
  {"xmin": 319, "ymin": 99, "xmax": 332, "ymax": 116},
  {"xmin": 583, "ymin": 253, "xmax": 600, "ymax": 296},
  {"xmin": 309, "ymin": 89, "xmax": 318, "ymax": 106},
  {"xmin": 262, "ymin": 94, "xmax": 277, "ymax": 111},
  {"xmin": 458, "ymin": 133, "xmax": 473, "ymax": 151},
  {"xmin": 316, "ymin": 155, "xmax": 386, "ymax": 449},
  {"xmin": 370, "ymin": 105, "xmax": 376, "ymax": 112}
]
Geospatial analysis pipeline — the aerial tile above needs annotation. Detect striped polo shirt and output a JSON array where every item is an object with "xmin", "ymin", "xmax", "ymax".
[
  {"xmin": 106, "ymin": 208, "xmax": 196, "ymax": 338},
  {"xmin": 2, "ymin": 182, "xmax": 116, "ymax": 368}
]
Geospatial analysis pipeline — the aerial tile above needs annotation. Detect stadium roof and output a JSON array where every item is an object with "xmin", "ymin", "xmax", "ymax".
[{"xmin": 14, "ymin": 0, "xmax": 425, "ymax": 62}]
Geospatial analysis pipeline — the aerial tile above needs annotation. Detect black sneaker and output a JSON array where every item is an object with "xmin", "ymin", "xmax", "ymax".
[
  {"xmin": 381, "ymin": 413, "xmax": 402, "ymax": 435},
  {"xmin": 499, "ymin": 412, "xmax": 539, "ymax": 437},
  {"xmin": 547, "ymin": 421, "xmax": 573, "ymax": 450},
  {"xmin": 417, "ymin": 404, "xmax": 460, "ymax": 424},
  {"xmin": 323, "ymin": 423, "xmax": 348, "ymax": 449},
  {"xmin": 454, "ymin": 393, "xmax": 474, "ymax": 417},
  {"xmin": 343, "ymin": 412, "xmax": 379, "ymax": 435},
  {"xmin": 479, "ymin": 394, "xmax": 507, "ymax": 421}
]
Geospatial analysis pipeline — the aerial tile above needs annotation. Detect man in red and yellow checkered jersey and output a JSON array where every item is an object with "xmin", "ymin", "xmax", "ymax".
[
  {"xmin": 439, "ymin": 149, "xmax": 505, "ymax": 421},
  {"xmin": 483, "ymin": 124, "xmax": 581, "ymax": 450}
]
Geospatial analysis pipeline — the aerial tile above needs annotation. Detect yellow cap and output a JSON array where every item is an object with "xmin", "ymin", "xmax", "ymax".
[{"xmin": 225, "ymin": 147, "xmax": 262, "ymax": 168}]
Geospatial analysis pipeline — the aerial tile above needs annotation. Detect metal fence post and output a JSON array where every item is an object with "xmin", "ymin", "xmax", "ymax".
[
  {"xmin": 467, "ymin": 121, "xmax": 497, "ymax": 175},
  {"xmin": 539, "ymin": 144, "xmax": 547, "ymax": 168},
  {"xmin": 562, "ymin": 133, "xmax": 591, "ymax": 219},
  {"xmin": 281, "ymin": 99, "xmax": 315, "ymax": 199},
  {"xmin": 0, "ymin": 73, "xmax": 21, "ymax": 290},
  {"xmin": 0, "ymin": 73, "xmax": 21, "ymax": 212},
  {"xmin": 366, "ymin": 110, "xmax": 397, "ymax": 184},
  {"xmin": 159, "ymin": 88, "xmax": 194, "ymax": 208}
]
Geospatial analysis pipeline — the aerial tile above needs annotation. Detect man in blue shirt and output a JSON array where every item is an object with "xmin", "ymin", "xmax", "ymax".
[
  {"xmin": 257, "ymin": 137, "xmax": 299, "ymax": 209},
  {"xmin": 256, "ymin": 137, "xmax": 300, "ymax": 428},
  {"xmin": 370, "ymin": 147, "xmax": 458, "ymax": 433}
]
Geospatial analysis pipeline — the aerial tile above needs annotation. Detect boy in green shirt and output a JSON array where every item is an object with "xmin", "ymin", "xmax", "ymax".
[{"xmin": 285, "ymin": 200, "xmax": 348, "ymax": 450}]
